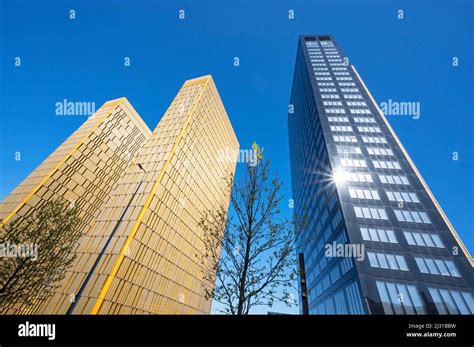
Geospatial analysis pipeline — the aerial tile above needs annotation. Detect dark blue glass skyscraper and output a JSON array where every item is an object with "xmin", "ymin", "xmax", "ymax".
[{"xmin": 288, "ymin": 35, "xmax": 474, "ymax": 314}]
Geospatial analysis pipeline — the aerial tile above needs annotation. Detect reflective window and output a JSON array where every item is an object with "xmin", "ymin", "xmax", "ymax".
[
  {"xmin": 415, "ymin": 256, "xmax": 461, "ymax": 277},
  {"xmin": 373, "ymin": 160, "xmax": 401, "ymax": 170},
  {"xmin": 348, "ymin": 187, "xmax": 380, "ymax": 200},
  {"xmin": 386, "ymin": 191, "xmax": 420, "ymax": 203},
  {"xmin": 354, "ymin": 206, "xmax": 389, "ymax": 220},
  {"xmin": 428, "ymin": 287, "xmax": 474, "ymax": 315},
  {"xmin": 404, "ymin": 231, "xmax": 445, "ymax": 248},
  {"xmin": 379, "ymin": 174, "xmax": 410, "ymax": 185},
  {"xmin": 368, "ymin": 251, "xmax": 409, "ymax": 271},
  {"xmin": 394, "ymin": 209, "xmax": 431, "ymax": 224},
  {"xmin": 360, "ymin": 227, "xmax": 397, "ymax": 244},
  {"xmin": 376, "ymin": 280, "xmax": 426, "ymax": 314}
]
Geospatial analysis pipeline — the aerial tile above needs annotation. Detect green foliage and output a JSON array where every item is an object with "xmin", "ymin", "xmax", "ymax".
[
  {"xmin": 198, "ymin": 159, "xmax": 306, "ymax": 314},
  {"xmin": 0, "ymin": 199, "xmax": 82, "ymax": 311}
]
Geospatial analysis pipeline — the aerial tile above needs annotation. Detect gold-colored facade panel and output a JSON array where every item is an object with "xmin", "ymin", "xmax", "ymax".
[
  {"xmin": 77, "ymin": 76, "xmax": 239, "ymax": 315},
  {"xmin": 1, "ymin": 99, "xmax": 152, "ymax": 314},
  {"xmin": 1, "ymin": 76, "xmax": 238, "ymax": 315}
]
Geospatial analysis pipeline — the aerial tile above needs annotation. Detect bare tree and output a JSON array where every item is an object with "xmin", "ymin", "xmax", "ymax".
[
  {"xmin": 0, "ymin": 199, "xmax": 82, "ymax": 311},
  {"xmin": 198, "ymin": 159, "xmax": 306, "ymax": 314}
]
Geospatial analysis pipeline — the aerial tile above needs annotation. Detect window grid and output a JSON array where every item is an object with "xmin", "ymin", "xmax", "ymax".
[
  {"xmin": 403, "ymin": 231, "xmax": 445, "ymax": 248},
  {"xmin": 368, "ymin": 251, "xmax": 409, "ymax": 271},
  {"xmin": 415, "ymin": 256, "xmax": 460, "ymax": 277},
  {"xmin": 360, "ymin": 227, "xmax": 397, "ymax": 243}
]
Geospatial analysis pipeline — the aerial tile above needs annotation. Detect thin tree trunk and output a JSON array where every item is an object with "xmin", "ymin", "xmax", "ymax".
[{"xmin": 237, "ymin": 229, "xmax": 252, "ymax": 315}]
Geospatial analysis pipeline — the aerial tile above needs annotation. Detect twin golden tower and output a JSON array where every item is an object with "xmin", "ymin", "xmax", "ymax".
[{"xmin": 0, "ymin": 75, "xmax": 239, "ymax": 314}]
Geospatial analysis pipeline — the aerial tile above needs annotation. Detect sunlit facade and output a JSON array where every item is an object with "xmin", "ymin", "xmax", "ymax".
[
  {"xmin": 0, "ymin": 98, "xmax": 151, "ymax": 314},
  {"xmin": 1, "ymin": 75, "xmax": 239, "ymax": 314},
  {"xmin": 288, "ymin": 35, "xmax": 474, "ymax": 315}
]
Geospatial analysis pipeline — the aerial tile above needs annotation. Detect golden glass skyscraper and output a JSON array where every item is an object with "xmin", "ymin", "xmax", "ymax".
[
  {"xmin": 0, "ymin": 97, "xmax": 151, "ymax": 314},
  {"xmin": 0, "ymin": 98, "xmax": 151, "ymax": 227},
  {"xmin": 1, "ymin": 75, "xmax": 239, "ymax": 314}
]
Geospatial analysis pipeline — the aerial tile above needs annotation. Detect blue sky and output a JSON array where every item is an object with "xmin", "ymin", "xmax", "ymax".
[{"xmin": 1, "ymin": 0, "xmax": 473, "ymax": 314}]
